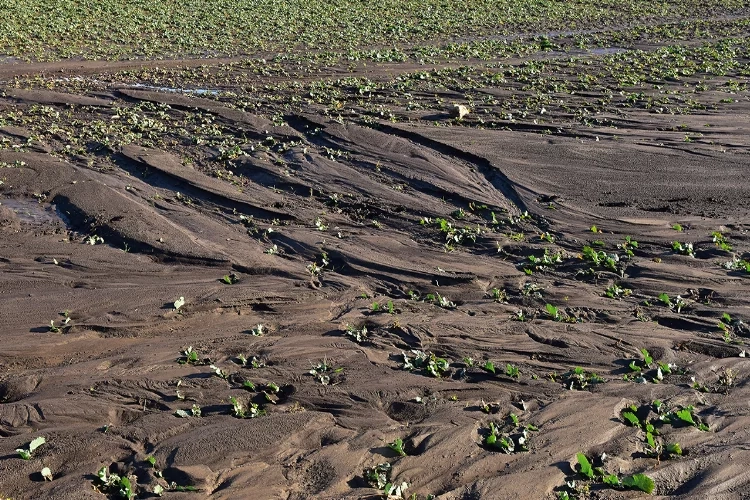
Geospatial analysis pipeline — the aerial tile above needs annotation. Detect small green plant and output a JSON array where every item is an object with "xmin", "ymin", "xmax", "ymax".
[
  {"xmin": 388, "ymin": 437, "xmax": 407, "ymax": 456},
  {"xmin": 309, "ymin": 358, "xmax": 344, "ymax": 385},
  {"xmin": 250, "ymin": 324, "xmax": 265, "ymax": 336},
  {"xmin": 672, "ymin": 223, "xmax": 683, "ymax": 231},
  {"xmin": 41, "ymin": 467, "xmax": 53, "ymax": 481},
  {"xmin": 557, "ymin": 367, "xmax": 604, "ymax": 391},
  {"xmin": 658, "ymin": 293, "xmax": 686, "ymax": 313},
  {"xmin": 505, "ymin": 364, "xmax": 520, "ymax": 378},
  {"xmin": 344, "ymin": 324, "xmax": 368, "ymax": 343},
  {"xmin": 179, "ymin": 346, "xmax": 201, "ymax": 365},
  {"xmin": 605, "ymin": 283, "xmax": 631, "ymax": 299},
  {"xmin": 221, "ymin": 273, "xmax": 239, "ymax": 284},
  {"xmin": 402, "ymin": 350, "xmax": 449, "ymax": 378},
  {"xmin": 482, "ymin": 361, "xmax": 496, "ymax": 374},
  {"xmin": 94, "ymin": 466, "xmax": 134, "ymax": 499},
  {"xmin": 488, "ymin": 287, "xmax": 508, "ymax": 303},
  {"xmin": 671, "ymin": 241, "xmax": 695, "ymax": 257},
  {"xmin": 483, "ymin": 415, "xmax": 537, "ymax": 454},
  {"xmin": 229, "ymin": 396, "xmax": 265, "ymax": 419},
  {"xmin": 173, "ymin": 296, "xmax": 186, "ymax": 310},
  {"xmin": 363, "ymin": 463, "xmax": 392, "ymax": 489},
  {"xmin": 546, "ymin": 303, "xmax": 561, "ymax": 321},
  {"xmin": 576, "ymin": 453, "xmax": 594, "ymax": 479},
  {"xmin": 16, "ymin": 436, "xmax": 45, "ymax": 460},
  {"xmin": 711, "ymin": 231, "xmax": 731, "ymax": 251}
]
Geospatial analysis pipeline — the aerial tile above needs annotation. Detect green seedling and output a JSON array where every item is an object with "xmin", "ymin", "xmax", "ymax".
[
  {"xmin": 265, "ymin": 244, "xmax": 279, "ymax": 255},
  {"xmin": 621, "ymin": 236, "xmax": 638, "ymax": 257},
  {"xmin": 309, "ymin": 358, "xmax": 344, "ymax": 385},
  {"xmin": 582, "ymin": 246, "xmax": 619, "ymax": 271},
  {"xmin": 670, "ymin": 406, "xmax": 709, "ymax": 431},
  {"xmin": 546, "ymin": 303, "xmax": 561, "ymax": 321},
  {"xmin": 344, "ymin": 324, "xmax": 368, "ymax": 343},
  {"xmin": 576, "ymin": 453, "xmax": 594, "ymax": 479},
  {"xmin": 383, "ymin": 481, "xmax": 409, "ymax": 498},
  {"xmin": 488, "ymin": 287, "xmax": 508, "ymax": 303},
  {"xmin": 146, "ymin": 456, "xmax": 156, "ymax": 467},
  {"xmin": 671, "ymin": 241, "xmax": 695, "ymax": 257},
  {"xmin": 229, "ymin": 396, "xmax": 265, "ymax": 418},
  {"xmin": 16, "ymin": 436, "xmax": 45, "ymax": 460},
  {"xmin": 482, "ymin": 361, "xmax": 496, "ymax": 374},
  {"xmin": 711, "ymin": 231, "xmax": 732, "ymax": 251},
  {"xmin": 363, "ymin": 463, "xmax": 392, "ymax": 489},
  {"xmin": 387, "ymin": 300, "xmax": 395, "ymax": 314},
  {"xmin": 174, "ymin": 296, "xmax": 186, "ymax": 310},
  {"xmin": 41, "ymin": 467, "xmax": 53, "ymax": 481},
  {"xmin": 250, "ymin": 324, "xmax": 265, "ymax": 336},
  {"xmin": 209, "ymin": 364, "xmax": 229, "ymax": 379},
  {"xmin": 505, "ymin": 364, "xmax": 520, "ymax": 378},
  {"xmin": 388, "ymin": 437, "xmax": 407, "ymax": 457},
  {"xmin": 540, "ymin": 231, "xmax": 555, "ymax": 243},
  {"xmin": 605, "ymin": 283, "xmax": 631, "ymax": 299},
  {"xmin": 242, "ymin": 380, "xmax": 256, "ymax": 391},
  {"xmin": 590, "ymin": 225, "xmax": 601, "ymax": 233},
  {"xmin": 483, "ymin": 418, "xmax": 535, "ymax": 454},
  {"xmin": 722, "ymin": 256, "xmax": 750, "ymax": 272},
  {"xmin": 558, "ymin": 367, "xmax": 604, "ymax": 391},
  {"xmin": 221, "ymin": 273, "xmax": 239, "ymax": 284},
  {"xmin": 94, "ymin": 466, "xmax": 134, "ymax": 499},
  {"xmin": 622, "ymin": 474, "xmax": 655, "ymax": 494},
  {"xmin": 153, "ymin": 484, "xmax": 165, "ymax": 496},
  {"xmin": 174, "ymin": 404, "xmax": 201, "ymax": 418},
  {"xmin": 402, "ymin": 350, "xmax": 449, "ymax": 378},
  {"xmin": 179, "ymin": 346, "xmax": 201, "ymax": 365},
  {"xmin": 672, "ymin": 224, "xmax": 683, "ymax": 231},
  {"xmin": 512, "ymin": 309, "xmax": 528, "ymax": 322}
]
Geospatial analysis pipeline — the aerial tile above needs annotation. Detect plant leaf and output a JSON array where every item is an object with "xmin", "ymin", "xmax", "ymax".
[
  {"xmin": 622, "ymin": 411, "xmax": 640, "ymax": 427},
  {"xmin": 28, "ymin": 436, "xmax": 46, "ymax": 453},
  {"xmin": 576, "ymin": 453, "xmax": 593, "ymax": 479},
  {"xmin": 622, "ymin": 473, "xmax": 655, "ymax": 494},
  {"xmin": 41, "ymin": 467, "xmax": 53, "ymax": 481}
]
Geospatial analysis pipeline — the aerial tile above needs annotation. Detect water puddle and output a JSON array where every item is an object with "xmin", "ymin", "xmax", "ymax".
[{"xmin": 0, "ymin": 198, "xmax": 69, "ymax": 226}]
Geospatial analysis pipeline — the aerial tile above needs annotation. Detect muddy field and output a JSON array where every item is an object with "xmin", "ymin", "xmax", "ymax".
[{"xmin": 1, "ymin": 4, "xmax": 750, "ymax": 500}]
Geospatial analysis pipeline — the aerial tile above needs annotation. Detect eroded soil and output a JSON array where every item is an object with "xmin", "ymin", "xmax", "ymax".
[{"xmin": 1, "ymin": 12, "xmax": 750, "ymax": 500}]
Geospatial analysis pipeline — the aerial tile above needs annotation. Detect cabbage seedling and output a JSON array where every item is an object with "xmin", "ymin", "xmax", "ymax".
[
  {"xmin": 41, "ymin": 467, "xmax": 53, "ymax": 481},
  {"xmin": 388, "ymin": 438, "xmax": 406, "ymax": 457},
  {"xmin": 221, "ymin": 273, "xmax": 239, "ymax": 284},
  {"xmin": 344, "ymin": 324, "xmax": 368, "ymax": 343},
  {"xmin": 173, "ymin": 296, "xmax": 186, "ymax": 310},
  {"xmin": 16, "ymin": 436, "xmax": 45, "ymax": 460},
  {"xmin": 363, "ymin": 463, "xmax": 391, "ymax": 489},
  {"xmin": 94, "ymin": 466, "xmax": 134, "ymax": 499},
  {"xmin": 671, "ymin": 241, "xmax": 695, "ymax": 257}
]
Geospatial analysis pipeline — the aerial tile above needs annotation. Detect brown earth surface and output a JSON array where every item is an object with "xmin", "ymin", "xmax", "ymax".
[{"xmin": 1, "ymin": 18, "xmax": 750, "ymax": 500}]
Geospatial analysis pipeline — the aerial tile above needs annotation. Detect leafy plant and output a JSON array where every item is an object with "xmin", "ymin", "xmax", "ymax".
[
  {"xmin": 179, "ymin": 346, "xmax": 201, "ymax": 365},
  {"xmin": 363, "ymin": 462, "xmax": 392, "ymax": 489},
  {"xmin": 94, "ymin": 466, "xmax": 134, "ymax": 499},
  {"xmin": 344, "ymin": 323, "xmax": 369, "ymax": 343},
  {"xmin": 229, "ymin": 396, "xmax": 265, "ymax": 419},
  {"xmin": 401, "ymin": 350, "xmax": 449, "ymax": 378},
  {"xmin": 622, "ymin": 473, "xmax": 655, "ymax": 494},
  {"xmin": 711, "ymin": 231, "xmax": 732, "ymax": 251},
  {"xmin": 221, "ymin": 273, "xmax": 239, "ymax": 284},
  {"xmin": 41, "ymin": 467, "xmax": 53, "ymax": 481},
  {"xmin": 308, "ymin": 358, "xmax": 344, "ymax": 385},
  {"xmin": 505, "ymin": 364, "xmax": 520, "ymax": 378},
  {"xmin": 16, "ymin": 436, "xmax": 45, "ymax": 460},
  {"xmin": 174, "ymin": 296, "xmax": 186, "ymax": 310},
  {"xmin": 482, "ymin": 361, "xmax": 496, "ymax": 374},
  {"xmin": 576, "ymin": 453, "xmax": 593, "ymax": 479},
  {"xmin": 250, "ymin": 324, "xmax": 265, "ymax": 336},
  {"xmin": 388, "ymin": 437, "xmax": 407, "ymax": 456},
  {"xmin": 671, "ymin": 241, "xmax": 695, "ymax": 257},
  {"xmin": 557, "ymin": 367, "xmax": 604, "ymax": 391},
  {"xmin": 605, "ymin": 283, "xmax": 631, "ymax": 299}
]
